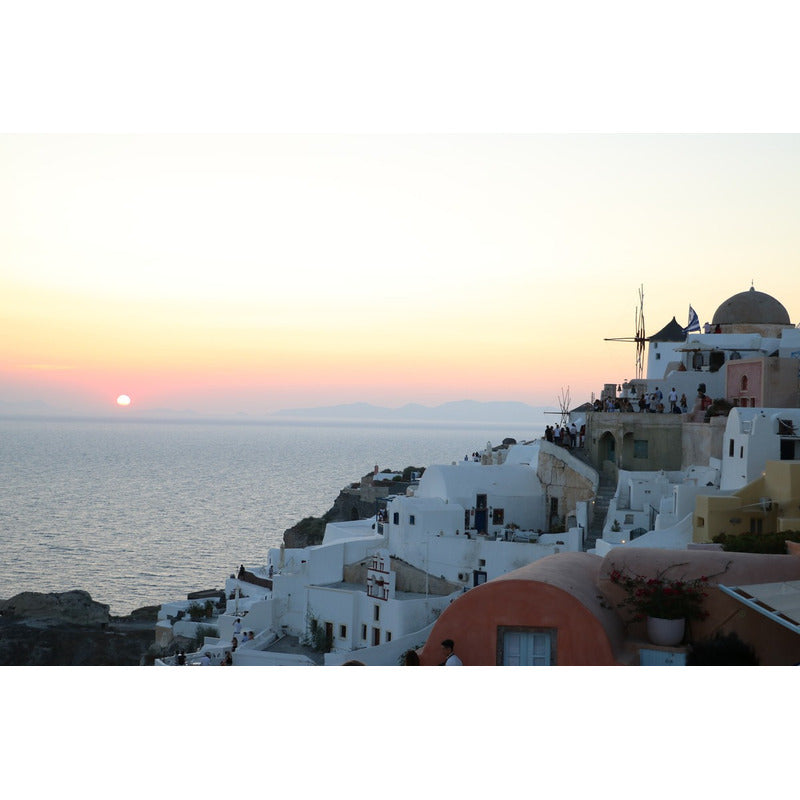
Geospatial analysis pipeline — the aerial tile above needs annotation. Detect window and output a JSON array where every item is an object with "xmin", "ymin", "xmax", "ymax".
[
  {"xmin": 750, "ymin": 518, "xmax": 763, "ymax": 534},
  {"xmin": 373, "ymin": 605, "xmax": 380, "ymax": 622},
  {"xmin": 497, "ymin": 627, "xmax": 555, "ymax": 665},
  {"xmin": 386, "ymin": 631, "xmax": 392, "ymax": 642},
  {"xmin": 633, "ymin": 439, "xmax": 648, "ymax": 459},
  {"xmin": 492, "ymin": 508, "xmax": 504, "ymax": 525},
  {"xmin": 741, "ymin": 375, "xmax": 748, "ymax": 391},
  {"xmin": 339, "ymin": 624, "xmax": 347, "ymax": 638},
  {"xmin": 361, "ymin": 624, "xmax": 367, "ymax": 640},
  {"xmin": 655, "ymin": 352, "xmax": 661, "ymax": 360},
  {"xmin": 729, "ymin": 439, "xmax": 735, "ymax": 457},
  {"xmin": 409, "ymin": 515, "xmax": 415, "ymax": 525},
  {"xmin": 393, "ymin": 512, "xmax": 399, "ymax": 525}
]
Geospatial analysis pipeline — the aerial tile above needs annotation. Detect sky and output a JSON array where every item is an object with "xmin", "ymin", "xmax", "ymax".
[
  {"xmin": 4, "ymin": 133, "xmax": 800, "ymax": 417},
  {"xmin": 3, "ymin": 3, "xmax": 800, "ymax": 420}
]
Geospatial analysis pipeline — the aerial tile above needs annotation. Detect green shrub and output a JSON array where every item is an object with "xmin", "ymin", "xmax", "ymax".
[
  {"xmin": 712, "ymin": 530, "xmax": 800, "ymax": 554},
  {"xmin": 194, "ymin": 625, "xmax": 219, "ymax": 649},
  {"xmin": 303, "ymin": 614, "xmax": 330, "ymax": 653},
  {"xmin": 187, "ymin": 602, "xmax": 206, "ymax": 621}
]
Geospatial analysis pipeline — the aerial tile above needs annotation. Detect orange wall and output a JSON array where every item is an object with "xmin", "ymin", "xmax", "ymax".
[{"xmin": 419, "ymin": 579, "xmax": 619, "ymax": 666}]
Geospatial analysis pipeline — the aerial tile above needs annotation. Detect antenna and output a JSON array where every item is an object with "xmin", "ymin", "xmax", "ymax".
[{"xmin": 604, "ymin": 284, "xmax": 647, "ymax": 380}]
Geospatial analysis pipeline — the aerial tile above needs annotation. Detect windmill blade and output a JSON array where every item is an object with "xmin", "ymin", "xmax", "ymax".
[
  {"xmin": 635, "ymin": 284, "xmax": 646, "ymax": 379},
  {"xmin": 603, "ymin": 284, "xmax": 647, "ymax": 380}
]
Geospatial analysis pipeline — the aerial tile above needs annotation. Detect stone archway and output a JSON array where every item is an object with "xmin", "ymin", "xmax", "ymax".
[{"xmin": 598, "ymin": 431, "xmax": 616, "ymax": 466}]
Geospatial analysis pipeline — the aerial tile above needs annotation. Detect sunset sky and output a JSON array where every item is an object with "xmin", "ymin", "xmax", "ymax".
[{"xmin": 3, "ymin": 133, "xmax": 800, "ymax": 417}]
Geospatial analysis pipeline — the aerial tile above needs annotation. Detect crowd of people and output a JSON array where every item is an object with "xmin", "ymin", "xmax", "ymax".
[
  {"xmin": 544, "ymin": 421, "xmax": 585, "ymax": 449},
  {"xmin": 593, "ymin": 386, "xmax": 692, "ymax": 415}
]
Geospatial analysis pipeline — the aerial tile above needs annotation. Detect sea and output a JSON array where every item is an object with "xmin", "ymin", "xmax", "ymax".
[{"xmin": 0, "ymin": 415, "xmax": 549, "ymax": 615}]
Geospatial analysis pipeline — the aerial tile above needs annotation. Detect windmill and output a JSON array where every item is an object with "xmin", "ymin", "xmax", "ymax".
[
  {"xmin": 604, "ymin": 284, "xmax": 647, "ymax": 380},
  {"xmin": 557, "ymin": 386, "xmax": 571, "ymax": 427}
]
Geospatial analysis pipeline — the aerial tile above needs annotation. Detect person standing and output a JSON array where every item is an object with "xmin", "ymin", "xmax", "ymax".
[
  {"xmin": 668, "ymin": 387, "xmax": 678, "ymax": 412},
  {"xmin": 440, "ymin": 639, "xmax": 463, "ymax": 666}
]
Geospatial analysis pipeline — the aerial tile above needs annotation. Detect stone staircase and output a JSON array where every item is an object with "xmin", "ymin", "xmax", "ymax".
[
  {"xmin": 560, "ymin": 446, "xmax": 617, "ymax": 552},
  {"xmin": 586, "ymin": 471, "xmax": 616, "ymax": 551}
]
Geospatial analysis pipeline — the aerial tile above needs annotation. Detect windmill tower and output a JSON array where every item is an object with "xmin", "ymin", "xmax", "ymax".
[{"xmin": 604, "ymin": 284, "xmax": 647, "ymax": 381}]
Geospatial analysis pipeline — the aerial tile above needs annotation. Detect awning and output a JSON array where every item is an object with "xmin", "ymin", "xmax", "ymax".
[{"xmin": 718, "ymin": 580, "xmax": 800, "ymax": 635}]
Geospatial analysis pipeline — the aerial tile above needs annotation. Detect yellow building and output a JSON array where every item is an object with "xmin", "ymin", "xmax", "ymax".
[{"xmin": 694, "ymin": 460, "xmax": 800, "ymax": 543}]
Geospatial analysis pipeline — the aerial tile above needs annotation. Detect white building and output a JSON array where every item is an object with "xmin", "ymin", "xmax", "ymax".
[
  {"xmin": 640, "ymin": 286, "xmax": 799, "ymax": 413},
  {"xmin": 593, "ymin": 407, "xmax": 800, "ymax": 555},
  {"xmin": 156, "ymin": 439, "xmax": 596, "ymax": 665},
  {"xmin": 720, "ymin": 407, "xmax": 800, "ymax": 491}
]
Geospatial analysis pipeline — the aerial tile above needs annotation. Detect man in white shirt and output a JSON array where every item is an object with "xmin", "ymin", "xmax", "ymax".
[
  {"xmin": 440, "ymin": 638, "xmax": 463, "ymax": 666},
  {"xmin": 668, "ymin": 387, "xmax": 678, "ymax": 412}
]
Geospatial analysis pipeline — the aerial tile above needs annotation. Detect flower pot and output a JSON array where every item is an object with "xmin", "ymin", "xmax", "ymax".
[{"xmin": 646, "ymin": 616, "xmax": 685, "ymax": 647}]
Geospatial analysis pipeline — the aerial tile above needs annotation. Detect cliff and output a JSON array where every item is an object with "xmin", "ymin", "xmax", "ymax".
[{"xmin": 0, "ymin": 590, "xmax": 159, "ymax": 666}]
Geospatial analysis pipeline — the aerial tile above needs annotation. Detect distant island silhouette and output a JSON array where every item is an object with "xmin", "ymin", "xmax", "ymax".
[{"xmin": 270, "ymin": 400, "xmax": 558, "ymax": 424}]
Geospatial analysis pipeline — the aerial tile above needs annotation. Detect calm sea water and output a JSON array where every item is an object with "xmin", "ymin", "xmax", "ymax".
[{"xmin": 0, "ymin": 416, "xmax": 546, "ymax": 614}]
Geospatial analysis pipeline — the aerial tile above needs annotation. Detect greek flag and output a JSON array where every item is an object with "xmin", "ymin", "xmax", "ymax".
[{"xmin": 684, "ymin": 305, "xmax": 700, "ymax": 333}]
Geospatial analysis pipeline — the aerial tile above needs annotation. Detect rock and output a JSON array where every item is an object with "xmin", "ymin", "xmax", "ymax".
[
  {"xmin": 121, "ymin": 605, "xmax": 160, "ymax": 623},
  {"xmin": 0, "ymin": 590, "xmax": 110, "ymax": 626},
  {"xmin": 0, "ymin": 618, "xmax": 156, "ymax": 665},
  {"xmin": 283, "ymin": 515, "xmax": 329, "ymax": 549},
  {"xmin": 0, "ymin": 591, "xmax": 160, "ymax": 665}
]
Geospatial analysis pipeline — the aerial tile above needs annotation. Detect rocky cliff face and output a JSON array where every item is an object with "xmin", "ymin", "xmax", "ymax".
[
  {"xmin": 0, "ymin": 590, "xmax": 159, "ymax": 666},
  {"xmin": 0, "ymin": 589, "xmax": 111, "ymax": 625}
]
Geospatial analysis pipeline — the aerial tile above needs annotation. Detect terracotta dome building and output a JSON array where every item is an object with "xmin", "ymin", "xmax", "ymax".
[
  {"xmin": 711, "ymin": 285, "xmax": 793, "ymax": 336},
  {"xmin": 417, "ymin": 549, "xmax": 800, "ymax": 665},
  {"xmin": 418, "ymin": 552, "xmax": 626, "ymax": 665}
]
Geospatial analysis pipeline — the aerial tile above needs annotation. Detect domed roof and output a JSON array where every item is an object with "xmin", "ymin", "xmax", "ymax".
[{"xmin": 711, "ymin": 286, "xmax": 791, "ymax": 326}]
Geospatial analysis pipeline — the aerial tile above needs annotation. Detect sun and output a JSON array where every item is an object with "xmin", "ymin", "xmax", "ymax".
[{"xmin": 116, "ymin": 394, "xmax": 132, "ymax": 407}]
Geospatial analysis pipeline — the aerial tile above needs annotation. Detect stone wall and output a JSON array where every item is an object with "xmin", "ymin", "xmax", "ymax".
[
  {"xmin": 342, "ymin": 557, "xmax": 459, "ymax": 596},
  {"xmin": 586, "ymin": 411, "xmax": 685, "ymax": 472},
  {"xmin": 681, "ymin": 417, "xmax": 726, "ymax": 469}
]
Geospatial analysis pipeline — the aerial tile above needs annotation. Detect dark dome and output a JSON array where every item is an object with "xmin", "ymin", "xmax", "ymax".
[{"xmin": 711, "ymin": 286, "xmax": 791, "ymax": 326}]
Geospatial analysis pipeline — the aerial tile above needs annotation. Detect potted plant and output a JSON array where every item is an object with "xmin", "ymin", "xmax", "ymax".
[{"xmin": 608, "ymin": 565, "xmax": 710, "ymax": 646}]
